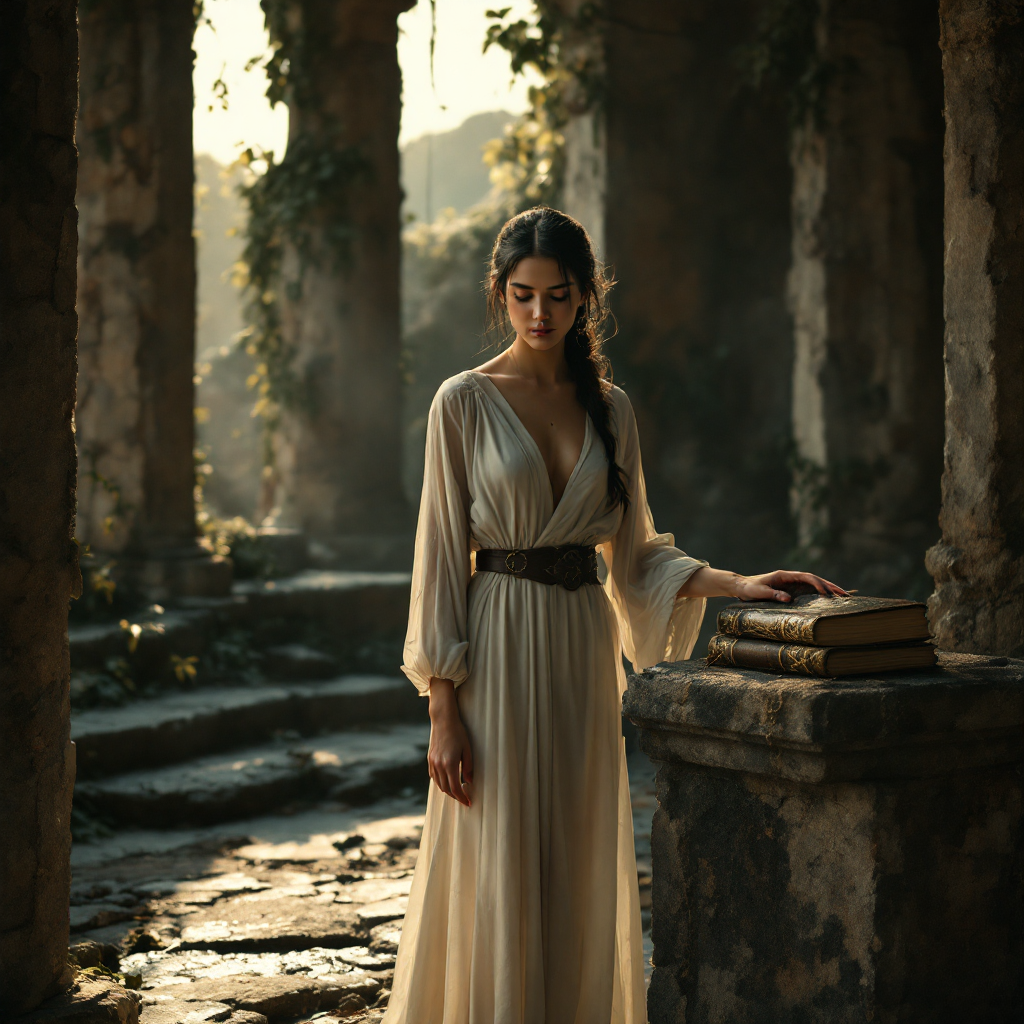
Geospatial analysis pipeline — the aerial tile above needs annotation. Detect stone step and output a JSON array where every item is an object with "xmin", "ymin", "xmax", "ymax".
[
  {"xmin": 75, "ymin": 724, "xmax": 430, "ymax": 829},
  {"xmin": 72, "ymin": 675, "xmax": 424, "ymax": 779},
  {"xmin": 70, "ymin": 569, "xmax": 411, "ymax": 674},
  {"xmin": 228, "ymin": 570, "xmax": 410, "ymax": 631},
  {"xmin": 70, "ymin": 608, "xmax": 211, "ymax": 676},
  {"xmin": 263, "ymin": 644, "xmax": 338, "ymax": 680}
]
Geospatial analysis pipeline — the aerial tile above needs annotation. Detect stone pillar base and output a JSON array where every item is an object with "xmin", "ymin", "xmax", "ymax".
[
  {"xmin": 927, "ymin": 541, "xmax": 1024, "ymax": 657},
  {"xmin": 122, "ymin": 547, "xmax": 232, "ymax": 603},
  {"xmin": 10, "ymin": 976, "xmax": 140, "ymax": 1023},
  {"xmin": 625, "ymin": 652, "xmax": 1023, "ymax": 1023}
]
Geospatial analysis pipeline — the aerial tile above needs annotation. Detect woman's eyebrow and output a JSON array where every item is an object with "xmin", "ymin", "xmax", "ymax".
[{"xmin": 509, "ymin": 281, "xmax": 571, "ymax": 290}]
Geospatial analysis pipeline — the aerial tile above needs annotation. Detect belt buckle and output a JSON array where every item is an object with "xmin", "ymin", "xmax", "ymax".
[{"xmin": 505, "ymin": 550, "xmax": 528, "ymax": 574}]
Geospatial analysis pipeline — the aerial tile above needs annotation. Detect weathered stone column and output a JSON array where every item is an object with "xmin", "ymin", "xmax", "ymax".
[
  {"xmin": 788, "ymin": 0, "xmax": 945, "ymax": 596},
  {"xmin": 926, "ymin": 1, "xmax": 1024, "ymax": 656},
  {"xmin": 0, "ymin": 0, "xmax": 79, "ymax": 1012},
  {"xmin": 562, "ymin": 111, "xmax": 605, "ymax": 258},
  {"xmin": 76, "ymin": 0, "xmax": 230, "ymax": 599},
  {"xmin": 603, "ymin": 0, "xmax": 795, "ymax": 573},
  {"xmin": 273, "ymin": 0, "xmax": 413, "ymax": 569},
  {"xmin": 625, "ymin": 657, "xmax": 1023, "ymax": 1023},
  {"xmin": 549, "ymin": 0, "xmax": 606, "ymax": 257}
]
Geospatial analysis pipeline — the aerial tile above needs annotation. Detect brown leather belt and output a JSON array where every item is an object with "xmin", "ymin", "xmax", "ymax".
[{"xmin": 475, "ymin": 545, "xmax": 600, "ymax": 591}]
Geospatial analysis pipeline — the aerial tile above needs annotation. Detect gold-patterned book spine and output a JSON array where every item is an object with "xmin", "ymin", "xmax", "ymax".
[
  {"xmin": 716, "ymin": 606, "xmax": 819, "ymax": 644},
  {"xmin": 706, "ymin": 634, "xmax": 831, "ymax": 676}
]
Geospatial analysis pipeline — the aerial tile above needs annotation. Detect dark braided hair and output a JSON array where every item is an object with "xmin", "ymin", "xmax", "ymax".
[{"xmin": 486, "ymin": 207, "xmax": 629, "ymax": 510}]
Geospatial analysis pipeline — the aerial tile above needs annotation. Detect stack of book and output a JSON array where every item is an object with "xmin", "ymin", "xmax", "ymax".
[{"xmin": 706, "ymin": 594, "xmax": 937, "ymax": 677}]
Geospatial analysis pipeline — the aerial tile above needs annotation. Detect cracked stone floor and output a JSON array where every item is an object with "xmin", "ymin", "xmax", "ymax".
[{"xmin": 70, "ymin": 750, "xmax": 657, "ymax": 1023}]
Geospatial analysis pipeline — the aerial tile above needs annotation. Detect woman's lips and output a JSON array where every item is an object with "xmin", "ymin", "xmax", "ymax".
[{"xmin": 530, "ymin": 327, "xmax": 554, "ymax": 335}]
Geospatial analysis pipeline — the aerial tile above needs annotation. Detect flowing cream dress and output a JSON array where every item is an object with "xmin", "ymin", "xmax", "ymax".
[{"xmin": 384, "ymin": 370, "xmax": 707, "ymax": 1024}]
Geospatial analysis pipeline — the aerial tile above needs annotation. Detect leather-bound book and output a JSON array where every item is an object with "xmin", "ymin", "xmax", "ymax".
[
  {"xmin": 717, "ymin": 594, "xmax": 930, "ymax": 647},
  {"xmin": 706, "ymin": 634, "xmax": 938, "ymax": 677}
]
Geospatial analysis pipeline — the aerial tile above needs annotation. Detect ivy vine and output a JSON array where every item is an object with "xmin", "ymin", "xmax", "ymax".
[
  {"xmin": 237, "ymin": 136, "xmax": 369, "ymax": 431},
  {"xmin": 736, "ymin": 0, "xmax": 829, "ymax": 128},
  {"xmin": 235, "ymin": 0, "xmax": 370, "ymax": 464}
]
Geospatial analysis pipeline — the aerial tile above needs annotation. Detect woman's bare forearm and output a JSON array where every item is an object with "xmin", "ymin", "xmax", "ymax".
[
  {"xmin": 676, "ymin": 567, "xmax": 745, "ymax": 598},
  {"xmin": 677, "ymin": 566, "xmax": 847, "ymax": 603},
  {"xmin": 428, "ymin": 677, "xmax": 459, "ymax": 717},
  {"xmin": 427, "ymin": 677, "xmax": 473, "ymax": 806}
]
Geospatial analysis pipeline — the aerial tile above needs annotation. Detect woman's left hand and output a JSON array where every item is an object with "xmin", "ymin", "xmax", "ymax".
[{"xmin": 732, "ymin": 570, "xmax": 847, "ymax": 603}]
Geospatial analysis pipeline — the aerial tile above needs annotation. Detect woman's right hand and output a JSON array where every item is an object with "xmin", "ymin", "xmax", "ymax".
[{"xmin": 427, "ymin": 678, "xmax": 474, "ymax": 807}]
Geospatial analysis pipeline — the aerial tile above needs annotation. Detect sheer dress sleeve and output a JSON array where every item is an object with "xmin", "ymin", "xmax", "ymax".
[
  {"xmin": 401, "ymin": 382, "xmax": 473, "ymax": 695},
  {"xmin": 600, "ymin": 388, "xmax": 708, "ymax": 670}
]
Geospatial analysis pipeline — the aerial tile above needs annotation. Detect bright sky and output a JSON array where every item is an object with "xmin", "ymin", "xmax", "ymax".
[{"xmin": 192, "ymin": 0, "xmax": 541, "ymax": 165}]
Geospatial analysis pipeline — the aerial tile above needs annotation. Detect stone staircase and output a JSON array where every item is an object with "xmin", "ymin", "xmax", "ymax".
[{"xmin": 71, "ymin": 570, "xmax": 427, "ymax": 834}]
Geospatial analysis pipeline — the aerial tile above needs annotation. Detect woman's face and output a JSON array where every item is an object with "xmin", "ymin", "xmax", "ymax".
[{"xmin": 501, "ymin": 256, "xmax": 583, "ymax": 353}]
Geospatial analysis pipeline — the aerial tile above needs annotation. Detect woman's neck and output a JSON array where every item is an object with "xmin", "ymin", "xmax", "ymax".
[{"xmin": 506, "ymin": 334, "xmax": 571, "ymax": 386}]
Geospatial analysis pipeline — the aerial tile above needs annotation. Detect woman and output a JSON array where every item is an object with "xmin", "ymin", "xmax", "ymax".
[{"xmin": 384, "ymin": 207, "xmax": 844, "ymax": 1024}]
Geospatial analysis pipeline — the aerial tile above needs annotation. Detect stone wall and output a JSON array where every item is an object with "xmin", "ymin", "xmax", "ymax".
[
  {"xmin": 926, "ymin": 0, "xmax": 1024, "ymax": 656},
  {"xmin": 603, "ymin": 0, "xmax": 795, "ymax": 578},
  {"xmin": 0, "ymin": 0, "xmax": 79, "ymax": 1012},
  {"xmin": 76, "ymin": 0, "xmax": 200, "ymax": 562},
  {"xmin": 788, "ymin": 0, "xmax": 945, "ymax": 598},
  {"xmin": 275, "ymin": 0, "xmax": 413, "ymax": 563}
]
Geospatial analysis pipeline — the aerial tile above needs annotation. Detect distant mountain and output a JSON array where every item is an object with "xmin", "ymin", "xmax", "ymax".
[{"xmin": 401, "ymin": 110, "xmax": 514, "ymax": 222}]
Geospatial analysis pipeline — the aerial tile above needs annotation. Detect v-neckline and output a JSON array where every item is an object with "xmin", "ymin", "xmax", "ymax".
[{"xmin": 469, "ymin": 370, "xmax": 591, "ymax": 517}]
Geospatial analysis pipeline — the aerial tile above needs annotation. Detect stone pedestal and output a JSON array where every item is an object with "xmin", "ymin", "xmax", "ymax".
[
  {"xmin": 926, "ymin": 0, "xmax": 1024, "ymax": 656},
  {"xmin": 603, "ymin": 0, "xmax": 794, "ymax": 573},
  {"xmin": 77, "ymin": 0, "xmax": 227, "ymax": 599},
  {"xmin": 275, "ymin": 0, "xmax": 413, "ymax": 549},
  {"xmin": 624, "ymin": 654, "xmax": 1023, "ymax": 1023},
  {"xmin": 787, "ymin": 0, "xmax": 945, "ymax": 596},
  {"xmin": 0, "ymin": 1, "xmax": 78, "ymax": 1013}
]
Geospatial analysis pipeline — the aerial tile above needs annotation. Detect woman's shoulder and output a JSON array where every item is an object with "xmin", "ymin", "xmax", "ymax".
[
  {"xmin": 607, "ymin": 382, "xmax": 632, "ymax": 408},
  {"xmin": 606, "ymin": 382, "xmax": 638, "ymax": 429},
  {"xmin": 434, "ymin": 370, "xmax": 481, "ymax": 401},
  {"xmin": 429, "ymin": 371, "xmax": 483, "ymax": 419}
]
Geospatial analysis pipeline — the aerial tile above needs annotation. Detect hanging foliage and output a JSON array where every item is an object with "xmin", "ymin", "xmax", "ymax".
[
  {"xmin": 482, "ymin": 3, "xmax": 604, "ymax": 205},
  {"xmin": 235, "ymin": 0, "xmax": 370, "ymax": 460}
]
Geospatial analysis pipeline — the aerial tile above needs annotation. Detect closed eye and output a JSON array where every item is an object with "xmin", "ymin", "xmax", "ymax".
[{"xmin": 513, "ymin": 290, "xmax": 570, "ymax": 302}]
